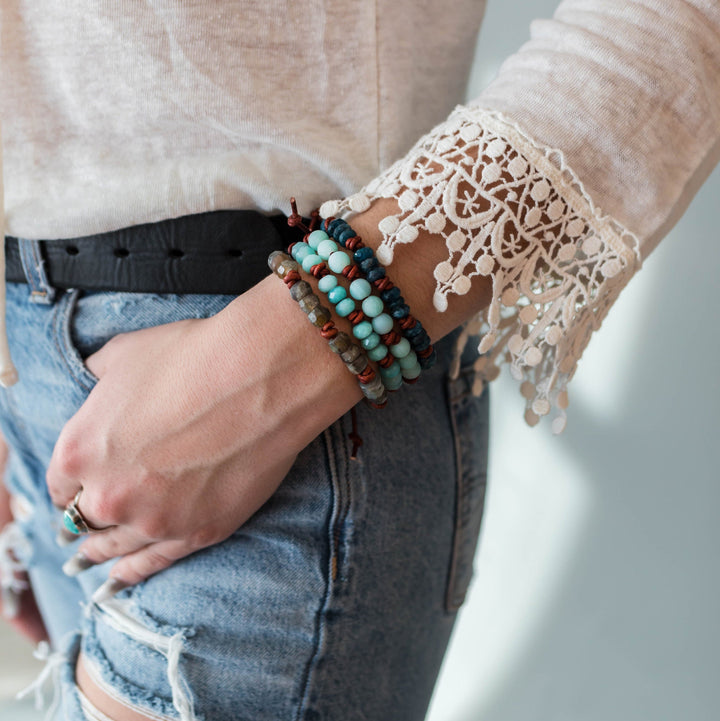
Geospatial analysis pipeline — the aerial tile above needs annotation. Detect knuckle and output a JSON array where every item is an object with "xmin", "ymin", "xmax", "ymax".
[
  {"xmin": 189, "ymin": 526, "xmax": 223, "ymax": 549},
  {"xmin": 52, "ymin": 435, "xmax": 85, "ymax": 478}
]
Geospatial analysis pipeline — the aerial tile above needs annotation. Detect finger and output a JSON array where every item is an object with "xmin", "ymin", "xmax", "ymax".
[
  {"xmin": 108, "ymin": 539, "xmax": 195, "ymax": 586},
  {"xmin": 74, "ymin": 525, "xmax": 150, "ymax": 568},
  {"xmin": 91, "ymin": 539, "xmax": 196, "ymax": 604}
]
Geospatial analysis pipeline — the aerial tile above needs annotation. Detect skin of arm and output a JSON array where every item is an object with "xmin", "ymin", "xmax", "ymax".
[
  {"xmin": 0, "ymin": 436, "xmax": 48, "ymax": 644},
  {"xmin": 45, "ymin": 199, "xmax": 492, "ymax": 588}
]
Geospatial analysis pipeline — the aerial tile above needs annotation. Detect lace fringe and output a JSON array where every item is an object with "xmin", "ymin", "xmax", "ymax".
[{"xmin": 323, "ymin": 107, "xmax": 641, "ymax": 432}]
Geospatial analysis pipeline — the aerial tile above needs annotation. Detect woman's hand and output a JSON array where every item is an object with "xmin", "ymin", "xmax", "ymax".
[{"xmin": 46, "ymin": 275, "xmax": 361, "ymax": 597}]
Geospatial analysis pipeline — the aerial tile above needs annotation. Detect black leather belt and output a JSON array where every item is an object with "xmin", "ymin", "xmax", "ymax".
[{"xmin": 5, "ymin": 210, "xmax": 297, "ymax": 295}]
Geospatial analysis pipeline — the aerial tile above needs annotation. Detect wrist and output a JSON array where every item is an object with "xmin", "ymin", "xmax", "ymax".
[{"xmin": 213, "ymin": 273, "xmax": 363, "ymax": 446}]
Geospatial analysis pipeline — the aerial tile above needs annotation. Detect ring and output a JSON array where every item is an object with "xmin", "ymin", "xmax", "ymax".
[{"xmin": 63, "ymin": 490, "xmax": 101, "ymax": 535}]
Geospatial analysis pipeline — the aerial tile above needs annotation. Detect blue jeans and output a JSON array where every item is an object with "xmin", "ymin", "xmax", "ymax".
[{"xmin": 0, "ymin": 248, "xmax": 489, "ymax": 720}]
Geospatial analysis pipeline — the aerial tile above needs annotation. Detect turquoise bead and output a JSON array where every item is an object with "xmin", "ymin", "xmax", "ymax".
[
  {"xmin": 292, "ymin": 243, "xmax": 312, "ymax": 263},
  {"xmin": 390, "ymin": 337, "xmax": 411, "ymax": 359},
  {"xmin": 398, "ymin": 350, "xmax": 418, "ymax": 369},
  {"xmin": 328, "ymin": 251, "xmax": 351, "ymax": 273},
  {"xmin": 335, "ymin": 297, "xmax": 356, "ymax": 317},
  {"xmin": 371, "ymin": 313, "xmax": 393, "ymax": 335},
  {"xmin": 307, "ymin": 229, "xmax": 329, "ymax": 249},
  {"xmin": 384, "ymin": 374, "xmax": 403, "ymax": 391},
  {"xmin": 368, "ymin": 344, "xmax": 388, "ymax": 361},
  {"xmin": 301, "ymin": 253, "xmax": 323, "ymax": 273},
  {"xmin": 380, "ymin": 361, "xmax": 401, "ymax": 379},
  {"xmin": 349, "ymin": 278, "xmax": 372, "ymax": 300},
  {"xmin": 401, "ymin": 362, "xmax": 422, "ymax": 380},
  {"xmin": 362, "ymin": 295, "xmax": 384, "ymax": 318},
  {"xmin": 327, "ymin": 286, "xmax": 347, "ymax": 305},
  {"xmin": 316, "ymin": 238, "xmax": 339, "ymax": 260},
  {"xmin": 353, "ymin": 321, "xmax": 374, "ymax": 340},
  {"xmin": 318, "ymin": 274, "xmax": 338, "ymax": 293},
  {"xmin": 361, "ymin": 332, "xmax": 381, "ymax": 350}
]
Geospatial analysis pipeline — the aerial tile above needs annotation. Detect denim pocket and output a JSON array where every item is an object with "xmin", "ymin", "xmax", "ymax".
[
  {"xmin": 53, "ymin": 289, "xmax": 101, "ymax": 394},
  {"xmin": 445, "ymin": 366, "xmax": 490, "ymax": 611},
  {"xmin": 55, "ymin": 290, "xmax": 237, "ymax": 395}
]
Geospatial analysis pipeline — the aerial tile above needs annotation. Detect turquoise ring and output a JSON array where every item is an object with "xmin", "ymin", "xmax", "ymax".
[{"xmin": 63, "ymin": 490, "xmax": 99, "ymax": 535}]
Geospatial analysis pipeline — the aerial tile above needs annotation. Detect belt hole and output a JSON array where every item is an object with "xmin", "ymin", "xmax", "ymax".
[
  {"xmin": 227, "ymin": 248, "xmax": 243, "ymax": 258},
  {"xmin": 66, "ymin": 245, "xmax": 79, "ymax": 256},
  {"xmin": 114, "ymin": 248, "xmax": 129, "ymax": 258},
  {"xmin": 168, "ymin": 248, "xmax": 185, "ymax": 259}
]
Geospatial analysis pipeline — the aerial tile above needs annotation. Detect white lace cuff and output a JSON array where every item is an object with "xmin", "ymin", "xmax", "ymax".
[{"xmin": 321, "ymin": 107, "xmax": 642, "ymax": 433}]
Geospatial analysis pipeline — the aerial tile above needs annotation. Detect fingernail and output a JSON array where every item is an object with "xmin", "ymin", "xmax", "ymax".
[
  {"xmin": 91, "ymin": 578, "xmax": 129, "ymax": 605},
  {"xmin": 62, "ymin": 552, "xmax": 96, "ymax": 577},
  {"xmin": 55, "ymin": 528, "xmax": 78, "ymax": 547}
]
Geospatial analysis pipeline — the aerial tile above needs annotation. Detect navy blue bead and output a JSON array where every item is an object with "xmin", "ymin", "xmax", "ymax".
[
  {"xmin": 381, "ymin": 287, "xmax": 401, "ymax": 303},
  {"xmin": 328, "ymin": 218, "xmax": 349, "ymax": 236},
  {"xmin": 390, "ymin": 304, "xmax": 410, "ymax": 319},
  {"xmin": 354, "ymin": 247, "xmax": 374, "ymax": 262},
  {"xmin": 366, "ymin": 267, "xmax": 386, "ymax": 283},
  {"xmin": 412, "ymin": 336, "xmax": 431, "ymax": 352},
  {"xmin": 418, "ymin": 349, "xmax": 437, "ymax": 369},
  {"xmin": 404, "ymin": 323, "xmax": 424, "ymax": 339},
  {"xmin": 359, "ymin": 257, "xmax": 379, "ymax": 273},
  {"xmin": 338, "ymin": 227, "xmax": 356, "ymax": 245},
  {"xmin": 386, "ymin": 296, "xmax": 405, "ymax": 310}
]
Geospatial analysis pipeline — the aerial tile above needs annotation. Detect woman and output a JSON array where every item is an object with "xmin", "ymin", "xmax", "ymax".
[{"xmin": 1, "ymin": 1, "xmax": 718, "ymax": 719}]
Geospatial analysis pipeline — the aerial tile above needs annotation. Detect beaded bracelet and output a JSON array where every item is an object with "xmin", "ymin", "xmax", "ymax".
[
  {"xmin": 320, "ymin": 217, "xmax": 437, "ymax": 371},
  {"xmin": 267, "ymin": 251, "xmax": 388, "ymax": 407},
  {"xmin": 288, "ymin": 237, "xmax": 412, "ymax": 391}
]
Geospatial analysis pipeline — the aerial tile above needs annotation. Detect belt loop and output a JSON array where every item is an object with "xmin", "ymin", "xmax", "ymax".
[{"xmin": 18, "ymin": 239, "xmax": 56, "ymax": 304}]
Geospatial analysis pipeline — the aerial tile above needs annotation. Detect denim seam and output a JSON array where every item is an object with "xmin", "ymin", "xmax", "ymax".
[
  {"xmin": 51, "ymin": 291, "xmax": 97, "ymax": 393},
  {"xmin": 292, "ymin": 423, "xmax": 348, "ymax": 721}
]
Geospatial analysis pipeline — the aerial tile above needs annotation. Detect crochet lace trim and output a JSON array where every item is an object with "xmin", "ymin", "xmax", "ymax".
[{"xmin": 321, "ymin": 107, "xmax": 642, "ymax": 433}]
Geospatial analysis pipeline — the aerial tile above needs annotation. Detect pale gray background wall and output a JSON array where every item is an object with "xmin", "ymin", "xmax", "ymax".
[{"xmin": 2, "ymin": 1, "xmax": 719, "ymax": 719}]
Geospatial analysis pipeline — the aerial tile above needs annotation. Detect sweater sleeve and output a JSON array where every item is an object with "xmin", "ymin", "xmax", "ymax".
[{"xmin": 322, "ymin": 0, "xmax": 720, "ymax": 433}]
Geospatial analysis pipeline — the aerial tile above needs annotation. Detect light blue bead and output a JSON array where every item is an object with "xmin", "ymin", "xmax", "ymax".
[
  {"xmin": 390, "ymin": 337, "xmax": 411, "ymax": 359},
  {"xmin": 380, "ymin": 361, "xmax": 401, "ymax": 379},
  {"xmin": 327, "ymin": 286, "xmax": 347, "ymax": 305},
  {"xmin": 307, "ymin": 229, "xmax": 329, "ymax": 249},
  {"xmin": 398, "ymin": 350, "xmax": 418, "ymax": 369},
  {"xmin": 316, "ymin": 239, "xmax": 339, "ymax": 260},
  {"xmin": 292, "ymin": 243, "xmax": 312, "ymax": 263},
  {"xmin": 384, "ymin": 374, "xmax": 403, "ymax": 391},
  {"xmin": 361, "ymin": 332, "xmax": 381, "ymax": 350},
  {"xmin": 401, "ymin": 362, "xmax": 422, "ymax": 380},
  {"xmin": 328, "ymin": 251, "xmax": 351, "ymax": 274},
  {"xmin": 353, "ymin": 321, "xmax": 374, "ymax": 340},
  {"xmin": 368, "ymin": 344, "xmax": 388, "ymax": 361},
  {"xmin": 362, "ymin": 295, "xmax": 384, "ymax": 318},
  {"xmin": 349, "ymin": 278, "xmax": 372, "ymax": 300},
  {"xmin": 335, "ymin": 298, "xmax": 356, "ymax": 317},
  {"xmin": 318, "ymin": 274, "xmax": 338, "ymax": 293},
  {"xmin": 372, "ymin": 313, "xmax": 393, "ymax": 335},
  {"xmin": 301, "ymin": 253, "xmax": 323, "ymax": 273}
]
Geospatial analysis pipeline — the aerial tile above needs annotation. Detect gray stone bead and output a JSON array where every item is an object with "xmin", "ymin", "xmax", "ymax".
[
  {"xmin": 340, "ymin": 345, "xmax": 362, "ymax": 364},
  {"xmin": 328, "ymin": 332, "xmax": 353, "ymax": 355},
  {"xmin": 268, "ymin": 250, "xmax": 291, "ymax": 274},
  {"xmin": 360, "ymin": 377, "xmax": 387, "ymax": 403},
  {"xmin": 345, "ymin": 354, "xmax": 369, "ymax": 375},
  {"xmin": 289, "ymin": 280, "xmax": 313, "ymax": 302},
  {"xmin": 298, "ymin": 294, "xmax": 320, "ymax": 314},
  {"xmin": 307, "ymin": 305, "xmax": 332, "ymax": 328}
]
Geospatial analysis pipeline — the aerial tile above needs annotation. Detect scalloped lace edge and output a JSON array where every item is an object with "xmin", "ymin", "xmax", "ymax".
[{"xmin": 321, "ymin": 106, "xmax": 642, "ymax": 433}]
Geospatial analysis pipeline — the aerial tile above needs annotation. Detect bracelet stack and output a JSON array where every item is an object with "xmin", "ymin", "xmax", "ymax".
[{"xmin": 268, "ymin": 205, "xmax": 436, "ymax": 408}]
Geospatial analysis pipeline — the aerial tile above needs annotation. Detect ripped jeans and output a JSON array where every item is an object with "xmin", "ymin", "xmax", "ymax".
[{"xmin": 0, "ymin": 270, "xmax": 489, "ymax": 720}]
